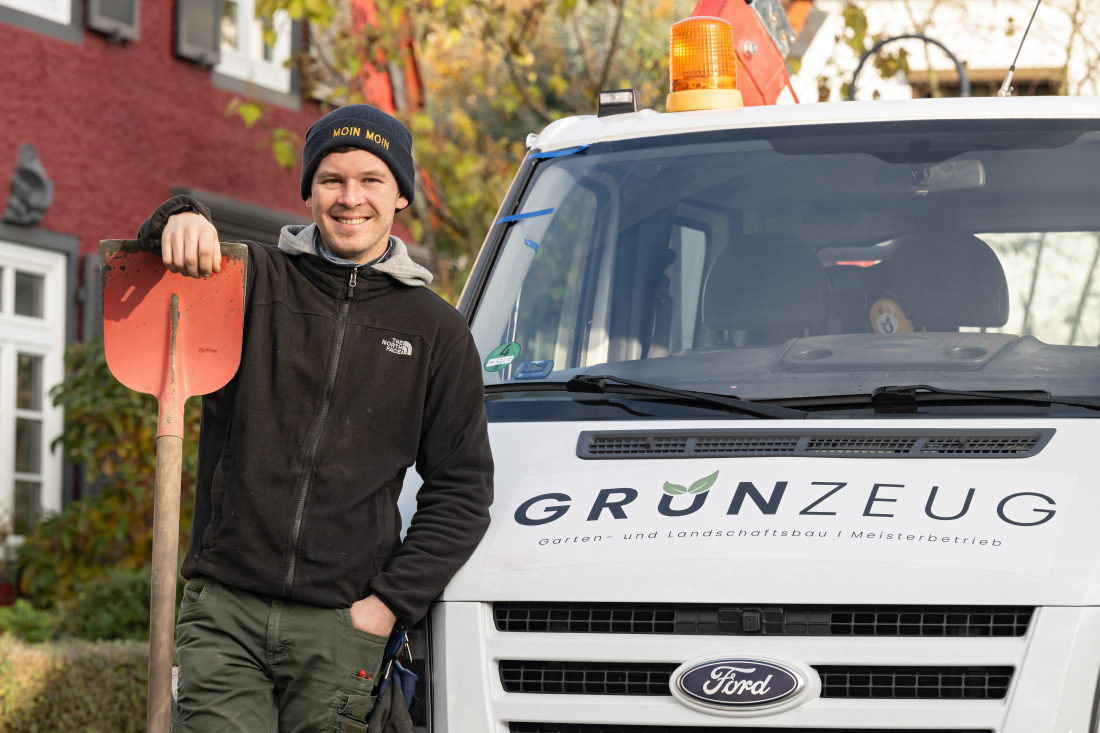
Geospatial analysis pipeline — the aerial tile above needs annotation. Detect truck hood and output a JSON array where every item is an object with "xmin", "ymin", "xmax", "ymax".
[{"xmin": 405, "ymin": 417, "xmax": 1100, "ymax": 606}]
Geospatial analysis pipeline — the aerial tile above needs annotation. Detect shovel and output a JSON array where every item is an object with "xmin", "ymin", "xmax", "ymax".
[{"xmin": 100, "ymin": 240, "xmax": 248, "ymax": 733}]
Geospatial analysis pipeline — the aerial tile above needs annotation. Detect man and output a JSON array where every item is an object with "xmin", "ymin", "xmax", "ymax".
[{"xmin": 136, "ymin": 105, "xmax": 494, "ymax": 732}]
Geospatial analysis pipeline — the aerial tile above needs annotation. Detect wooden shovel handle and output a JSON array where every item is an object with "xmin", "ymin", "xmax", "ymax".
[{"xmin": 148, "ymin": 435, "xmax": 183, "ymax": 733}]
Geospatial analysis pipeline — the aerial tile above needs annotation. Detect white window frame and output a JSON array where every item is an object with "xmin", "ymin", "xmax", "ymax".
[
  {"xmin": 0, "ymin": 0, "xmax": 70, "ymax": 24},
  {"xmin": 0, "ymin": 241, "xmax": 66, "ymax": 542},
  {"xmin": 216, "ymin": 0, "xmax": 293, "ymax": 94}
]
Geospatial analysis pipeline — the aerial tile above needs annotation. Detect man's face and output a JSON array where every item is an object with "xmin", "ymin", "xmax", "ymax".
[{"xmin": 307, "ymin": 148, "xmax": 409, "ymax": 263}]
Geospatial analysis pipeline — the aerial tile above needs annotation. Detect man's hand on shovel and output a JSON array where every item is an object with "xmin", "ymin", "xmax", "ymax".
[
  {"xmin": 161, "ymin": 212, "xmax": 222, "ymax": 278},
  {"xmin": 101, "ymin": 236, "xmax": 247, "ymax": 733}
]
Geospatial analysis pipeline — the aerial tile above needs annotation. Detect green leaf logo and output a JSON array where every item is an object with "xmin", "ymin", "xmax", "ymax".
[{"xmin": 663, "ymin": 471, "xmax": 719, "ymax": 496}]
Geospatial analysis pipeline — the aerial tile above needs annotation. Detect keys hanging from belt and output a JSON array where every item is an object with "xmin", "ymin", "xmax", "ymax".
[{"xmin": 381, "ymin": 629, "xmax": 411, "ymax": 681}]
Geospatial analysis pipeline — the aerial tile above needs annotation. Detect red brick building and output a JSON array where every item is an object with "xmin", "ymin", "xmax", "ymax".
[{"xmin": 0, "ymin": 0, "xmax": 415, "ymax": 534}]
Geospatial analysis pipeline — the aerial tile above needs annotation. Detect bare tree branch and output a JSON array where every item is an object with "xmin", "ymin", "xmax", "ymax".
[
  {"xmin": 424, "ymin": 182, "xmax": 475, "ymax": 240},
  {"xmin": 308, "ymin": 24, "xmax": 349, "ymax": 83},
  {"xmin": 472, "ymin": 0, "xmax": 555, "ymax": 123},
  {"xmin": 594, "ymin": 0, "xmax": 626, "ymax": 94},
  {"xmin": 1059, "ymin": 0, "xmax": 1085, "ymax": 95},
  {"xmin": 572, "ymin": 11, "xmax": 598, "ymax": 87}
]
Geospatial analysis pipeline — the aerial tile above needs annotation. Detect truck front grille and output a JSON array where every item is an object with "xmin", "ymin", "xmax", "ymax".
[
  {"xmin": 493, "ymin": 603, "xmax": 1032, "ymax": 637},
  {"xmin": 500, "ymin": 662, "xmax": 1013, "ymax": 700},
  {"xmin": 816, "ymin": 665, "xmax": 1013, "ymax": 699},
  {"xmin": 500, "ymin": 661, "xmax": 674, "ymax": 695},
  {"xmin": 511, "ymin": 725, "xmax": 992, "ymax": 733}
]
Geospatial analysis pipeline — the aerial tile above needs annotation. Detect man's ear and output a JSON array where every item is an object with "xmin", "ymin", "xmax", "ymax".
[
  {"xmin": 395, "ymin": 195, "xmax": 409, "ymax": 212},
  {"xmin": 304, "ymin": 195, "xmax": 313, "ymax": 210}
]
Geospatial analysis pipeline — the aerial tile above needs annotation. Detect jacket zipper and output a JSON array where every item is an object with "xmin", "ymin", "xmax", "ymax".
[{"xmin": 283, "ymin": 266, "xmax": 358, "ymax": 596}]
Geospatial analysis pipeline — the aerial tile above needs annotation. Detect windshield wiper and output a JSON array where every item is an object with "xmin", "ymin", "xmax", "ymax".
[
  {"xmin": 484, "ymin": 374, "xmax": 812, "ymax": 419},
  {"xmin": 765, "ymin": 384, "xmax": 1100, "ymax": 412},
  {"xmin": 873, "ymin": 384, "xmax": 1100, "ymax": 411}
]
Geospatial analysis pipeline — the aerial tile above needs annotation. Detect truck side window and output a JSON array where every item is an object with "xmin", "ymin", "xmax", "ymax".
[
  {"xmin": 647, "ymin": 223, "xmax": 709, "ymax": 358},
  {"xmin": 503, "ymin": 184, "xmax": 600, "ymax": 372},
  {"xmin": 669, "ymin": 224, "xmax": 708, "ymax": 354}
]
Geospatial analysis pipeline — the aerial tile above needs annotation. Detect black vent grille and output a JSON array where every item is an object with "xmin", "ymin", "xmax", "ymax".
[
  {"xmin": 694, "ymin": 435, "xmax": 799, "ymax": 453},
  {"xmin": 817, "ymin": 666, "xmax": 1013, "ymax": 699},
  {"xmin": 500, "ymin": 661, "xmax": 675, "ymax": 695},
  {"xmin": 577, "ymin": 429, "xmax": 1052, "ymax": 459},
  {"xmin": 587, "ymin": 436, "xmax": 689, "ymax": 456},
  {"xmin": 500, "ymin": 662, "xmax": 1013, "ymax": 701},
  {"xmin": 805, "ymin": 436, "xmax": 917, "ymax": 454},
  {"xmin": 511, "ymin": 725, "xmax": 991, "ymax": 733},
  {"xmin": 493, "ymin": 603, "xmax": 1032, "ymax": 637},
  {"xmin": 920, "ymin": 436, "xmax": 1040, "ymax": 454}
]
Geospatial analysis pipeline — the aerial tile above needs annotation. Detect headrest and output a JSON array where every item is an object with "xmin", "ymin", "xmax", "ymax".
[
  {"xmin": 885, "ymin": 233, "xmax": 1009, "ymax": 329},
  {"xmin": 702, "ymin": 234, "xmax": 830, "ymax": 333}
]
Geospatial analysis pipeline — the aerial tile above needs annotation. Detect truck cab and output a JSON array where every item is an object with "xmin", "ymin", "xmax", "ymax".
[{"xmin": 399, "ymin": 71, "xmax": 1100, "ymax": 733}]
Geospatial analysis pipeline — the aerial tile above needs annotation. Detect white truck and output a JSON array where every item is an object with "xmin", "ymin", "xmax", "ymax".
[{"xmin": 397, "ymin": 24, "xmax": 1100, "ymax": 733}]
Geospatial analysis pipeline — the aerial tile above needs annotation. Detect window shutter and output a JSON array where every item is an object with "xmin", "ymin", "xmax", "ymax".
[
  {"xmin": 81, "ymin": 254, "xmax": 102, "ymax": 341},
  {"xmin": 87, "ymin": 0, "xmax": 141, "ymax": 42},
  {"xmin": 176, "ymin": 0, "xmax": 222, "ymax": 66}
]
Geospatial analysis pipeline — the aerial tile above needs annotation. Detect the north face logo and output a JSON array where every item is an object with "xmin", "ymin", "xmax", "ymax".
[{"xmin": 383, "ymin": 338, "xmax": 412, "ymax": 356}]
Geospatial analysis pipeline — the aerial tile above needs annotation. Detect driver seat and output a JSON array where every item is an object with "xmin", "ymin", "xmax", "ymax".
[{"xmin": 701, "ymin": 233, "xmax": 831, "ymax": 344}]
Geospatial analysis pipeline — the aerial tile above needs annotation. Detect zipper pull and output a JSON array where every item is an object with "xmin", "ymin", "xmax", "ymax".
[{"xmin": 347, "ymin": 267, "xmax": 358, "ymax": 298}]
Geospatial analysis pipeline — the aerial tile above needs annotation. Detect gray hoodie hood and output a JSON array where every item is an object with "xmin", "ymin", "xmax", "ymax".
[{"xmin": 278, "ymin": 223, "xmax": 433, "ymax": 287}]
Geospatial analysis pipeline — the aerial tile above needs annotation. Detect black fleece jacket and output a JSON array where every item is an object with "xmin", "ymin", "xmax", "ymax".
[{"xmin": 136, "ymin": 196, "xmax": 493, "ymax": 624}]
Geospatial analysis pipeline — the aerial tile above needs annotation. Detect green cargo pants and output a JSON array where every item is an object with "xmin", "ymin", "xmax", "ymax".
[{"xmin": 172, "ymin": 576, "xmax": 389, "ymax": 733}]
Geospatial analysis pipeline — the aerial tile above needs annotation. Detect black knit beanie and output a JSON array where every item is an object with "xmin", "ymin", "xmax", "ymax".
[{"xmin": 300, "ymin": 104, "xmax": 415, "ymax": 207}]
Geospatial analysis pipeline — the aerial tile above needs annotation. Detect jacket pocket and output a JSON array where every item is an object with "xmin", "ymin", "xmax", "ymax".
[
  {"xmin": 199, "ymin": 460, "xmax": 229, "ymax": 552},
  {"xmin": 333, "ymin": 690, "xmax": 378, "ymax": 733},
  {"xmin": 176, "ymin": 577, "xmax": 209, "ymax": 619},
  {"xmin": 329, "ymin": 609, "xmax": 388, "ymax": 731},
  {"xmin": 340, "ymin": 607, "xmax": 391, "ymax": 645},
  {"xmin": 372, "ymin": 488, "xmax": 398, "ymax": 577}
]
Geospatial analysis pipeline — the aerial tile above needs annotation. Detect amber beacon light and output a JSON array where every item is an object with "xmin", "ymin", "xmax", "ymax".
[{"xmin": 667, "ymin": 16, "xmax": 743, "ymax": 112}]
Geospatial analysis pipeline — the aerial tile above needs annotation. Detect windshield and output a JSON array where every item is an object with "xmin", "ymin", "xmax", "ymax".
[{"xmin": 470, "ymin": 119, "xmax": 1100, "ymax": 415}]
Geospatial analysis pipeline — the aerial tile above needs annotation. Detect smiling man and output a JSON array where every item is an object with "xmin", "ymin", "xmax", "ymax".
[{"xmin": 134, "ymin": 105, "xmax": 494, "ymax": 733}]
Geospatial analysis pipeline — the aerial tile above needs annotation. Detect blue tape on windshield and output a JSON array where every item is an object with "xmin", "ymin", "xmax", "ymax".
[
  {"xmin": 498, "ymin": 208, "xmax": 554, "ymax": 224},
  {"xmin": 530, "ymin": 145, "xmax": 589, "ymax": 159},
  {"xmin": 523, "ymin": 238, "xmax": 539, "ymax": 252}
]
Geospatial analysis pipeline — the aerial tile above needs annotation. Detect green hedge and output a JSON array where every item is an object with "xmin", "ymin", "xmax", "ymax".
[
  {"xmin": 63, "ymin": 569, "xmax": 156, "ymax": 641},
  {"xmin": 0, "ymin": 570, "xmax": 186, "ymax": 645},
  {"xmin": 0, "ymin": 637, "xmax": 147, "ymax": 732}
]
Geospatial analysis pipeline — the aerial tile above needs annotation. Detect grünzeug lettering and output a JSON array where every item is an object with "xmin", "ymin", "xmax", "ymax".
[
  {"xmin": 480, "ymin": 463, "xmax": 1077, "ymax": 576},
  {"xmin": 514, "ymin": 478, "xmax": 1059, "ymax": 528}
]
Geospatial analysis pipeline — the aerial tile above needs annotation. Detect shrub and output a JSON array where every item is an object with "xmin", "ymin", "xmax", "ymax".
[
  {"xmin": 0, "ymin": 601, "xmax": 56, "ymax": 643},
  {"xmin": 63, "ymin": 569, "xmax": 153, "ymax": 642},
  {"xmin": 0, "ymin": 637, "xmax": 146, "ymax": 732},
  {"xmin": 17, "ymin": 339, "xmax": 200, "ymax": 608}
]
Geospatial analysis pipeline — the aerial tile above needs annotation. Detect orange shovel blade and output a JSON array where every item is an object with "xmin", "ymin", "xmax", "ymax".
[{"xmin": 101, "ymin": 240, "xmax": 248, "ymax": 437}]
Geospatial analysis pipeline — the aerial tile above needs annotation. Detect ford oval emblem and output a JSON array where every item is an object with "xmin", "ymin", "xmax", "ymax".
[{"xmin": 672, "ymin": 657, "xmax": 805, "ymax": 712}]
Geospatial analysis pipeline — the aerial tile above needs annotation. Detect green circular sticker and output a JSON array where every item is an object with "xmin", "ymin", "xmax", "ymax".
[{"xmin": 484, "ymin": 342, "xmax": 521, "ymax": 372}]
